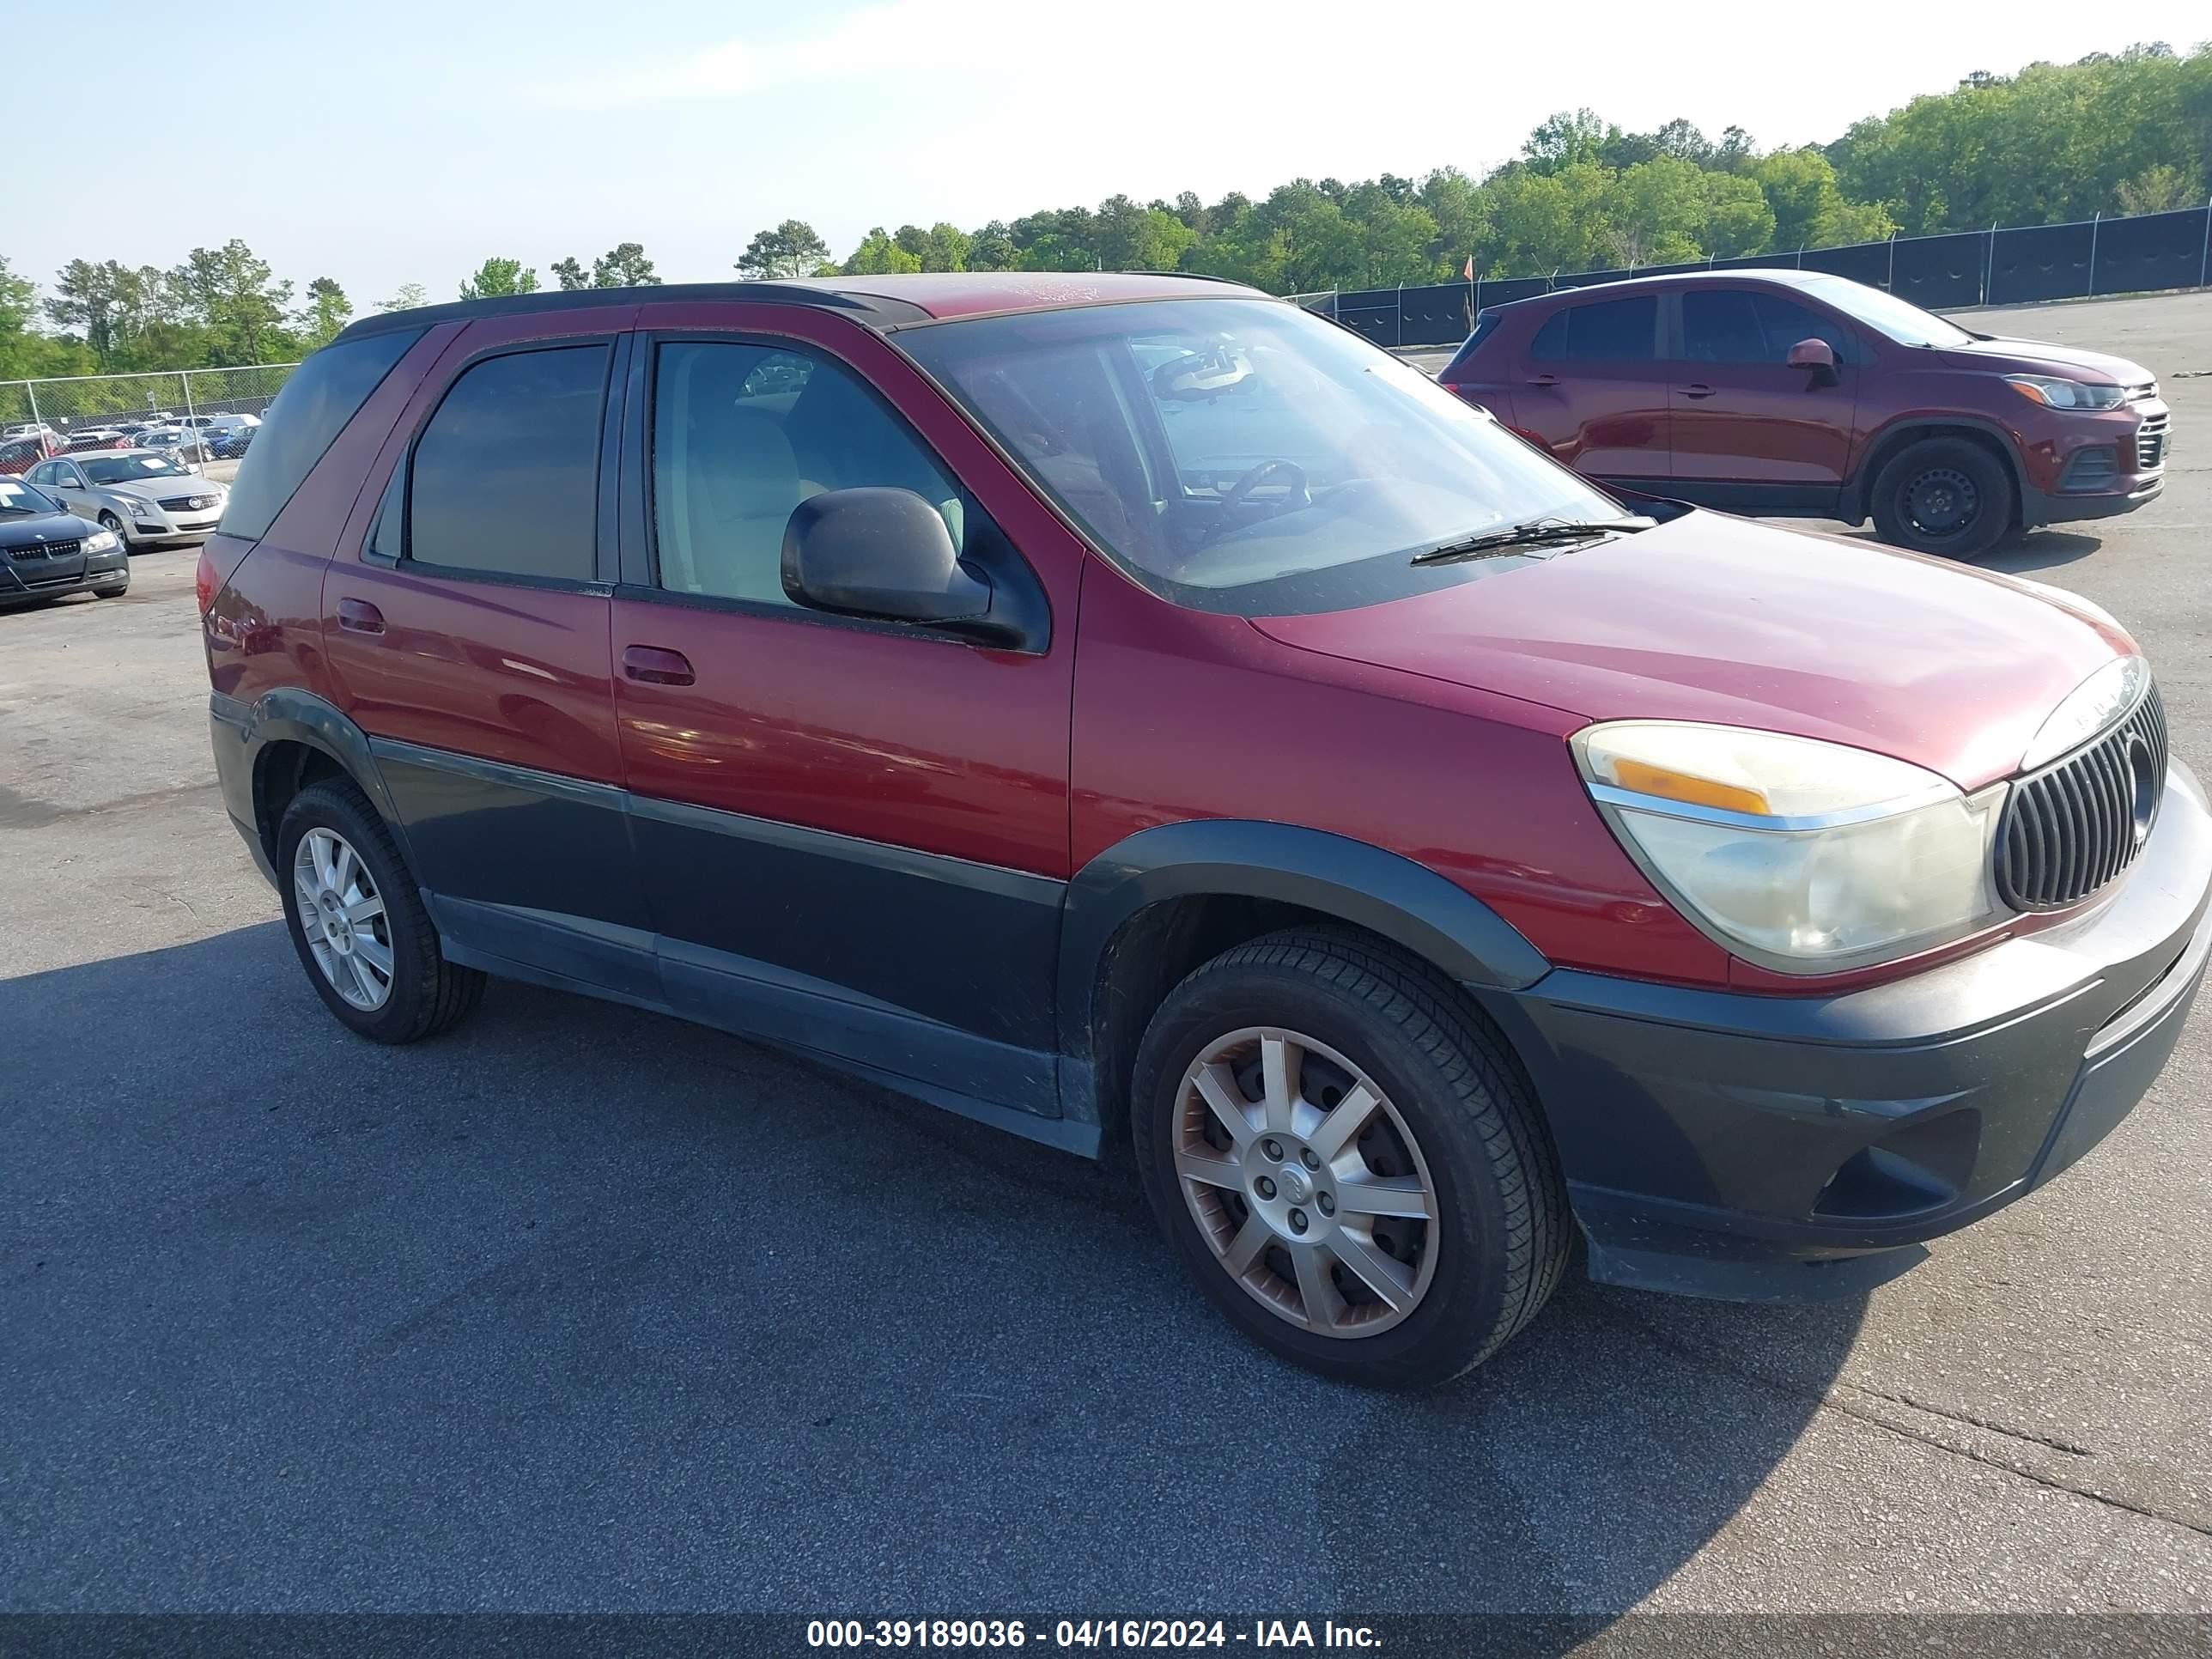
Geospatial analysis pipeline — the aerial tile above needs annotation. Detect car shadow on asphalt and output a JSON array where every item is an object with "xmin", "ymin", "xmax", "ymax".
[
  {"xmin": 3, "ymin": 922, "xmax": 1864, "ymax": 1613},
  {"xmin": 1814, "ymin": 525, "xmax": 2106, "ymax": 575}
]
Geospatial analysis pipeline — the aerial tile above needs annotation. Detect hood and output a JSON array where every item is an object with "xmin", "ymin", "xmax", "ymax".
[
  {"xmin": 0, "ymin": 510, "xmax": 98, "ymax": 550},
  {"xmin": 1251, "ymin": 511, "xmax": 2136, "ymax": 791},
  {"xmin": 1937, "ymin": 335, "xmax": 2154, "ymax": 386}
]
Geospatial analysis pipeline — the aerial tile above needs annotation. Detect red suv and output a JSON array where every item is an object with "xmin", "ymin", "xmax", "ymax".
[
  {"xmin": 1437, "ymin": 270, "xmax": 2169, "ymax": 558},
  {"xmin": 201, "ymin": 275, "xmax": 2209, "ymax": 1387}
]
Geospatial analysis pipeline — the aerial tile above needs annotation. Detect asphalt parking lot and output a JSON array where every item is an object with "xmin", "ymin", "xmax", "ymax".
[{"xmin": 3, "ymin": 291, "xmax": 2210, "ymax": 1618}]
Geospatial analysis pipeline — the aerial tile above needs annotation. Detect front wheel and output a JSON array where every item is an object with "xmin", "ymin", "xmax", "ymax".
[
  {"xmin": 276, "ymin": 780, "xmax": 485, "ymax": 1042},
  {"xmin": 1869, "ymin": 438, "xmax": 2014, "ymax": 559},
  {"xmin": 97, "ymin": 511, "xmax": 131, "ymax": 550},
  {"xmin": 1131, "ymin": 930, "xmax": 1569, "ymax": 1389}
]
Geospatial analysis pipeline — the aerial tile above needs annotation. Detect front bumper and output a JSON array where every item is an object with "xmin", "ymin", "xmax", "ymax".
[
  {"xmin": 2019, "ymin": 397, "xmax": 2168, "ymax": 528},
  {"xmin": 0, "ymin": 546, "xmax": 130, "ymax": 605},
  {"xmin": 122, "ymin": 503, "xmax": 222, "ymax": 542},
  {"xmin": 1486, "ymin": 759, "xmax": 2212, "ymax": 1300}
]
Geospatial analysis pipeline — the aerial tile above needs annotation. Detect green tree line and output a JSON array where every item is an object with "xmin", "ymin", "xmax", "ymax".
[
  {"xmin": 5, "ymin": 41, "xmax": 2206, "ymax": 384},
  {"xmin": 775, "ymin": 41, "xmax": 2208, "ymax": 290},
  {"xmin": 0, "ymin": 240, "xmax": 665, "ymax": 383}
]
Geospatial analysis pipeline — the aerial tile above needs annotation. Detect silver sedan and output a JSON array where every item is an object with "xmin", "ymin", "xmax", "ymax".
[{"xmin": 24, "ymin": 450, "xmax": 228, "ymax": 547}]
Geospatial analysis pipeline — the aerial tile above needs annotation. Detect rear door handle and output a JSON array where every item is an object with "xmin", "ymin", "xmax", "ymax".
[
  {"xmin": 336, "ymin": 598, "xmax": 386, "ymax": 635},
  {"xmin": 623, "ymin": 645, "xmax": 696, "ymax": 687},
  {"xmin": 1679, "ymin": 383, "xmax": 1718, "ymax": 399}
]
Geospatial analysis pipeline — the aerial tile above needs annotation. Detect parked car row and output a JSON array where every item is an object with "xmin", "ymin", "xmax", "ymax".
[
  {"xmin": 1, "ymin": 411, "xmax": 259, "ymax": 470},
  {"xmin": 194, "ymin": 273, "xmax": 2203, "ymax": 1388},
  {"xmin": 24, "ymin": 450, "xmax": 229, "ymax": 549},
  {"xmin": 1434, "ymin": 270, "xmax": 2167, "ymax": 558}
]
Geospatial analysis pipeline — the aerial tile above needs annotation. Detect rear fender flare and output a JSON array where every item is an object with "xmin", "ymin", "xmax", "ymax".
[{"xmin": 217, "ymin": 687, "xmax": 414, "ymax": 872}]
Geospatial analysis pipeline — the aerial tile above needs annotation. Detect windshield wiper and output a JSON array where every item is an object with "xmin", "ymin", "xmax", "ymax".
[{"xmin": 1409, "ymin": 517, "xmax": 1650, "ymax": 566}]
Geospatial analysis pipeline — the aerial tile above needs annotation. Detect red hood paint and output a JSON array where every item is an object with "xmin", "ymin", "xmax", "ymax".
[
  {"xmin": 1252, "ymin": 512, "xmax": 2136, "ymax": 792},
  {"xmin": 1936, "ymin": 336, "xmax": 2155, "ymax": 385}
]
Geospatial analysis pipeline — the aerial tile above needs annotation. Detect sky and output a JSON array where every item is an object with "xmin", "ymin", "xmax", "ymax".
[{"xmin": 11, "ymin": 0, "xmax": 2209, "ymax": 312}]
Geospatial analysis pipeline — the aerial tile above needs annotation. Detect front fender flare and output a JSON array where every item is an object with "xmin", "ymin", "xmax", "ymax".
[{"xmin": 1056, "ymin": 818, "xmax": 1549, "ymax": 1071}]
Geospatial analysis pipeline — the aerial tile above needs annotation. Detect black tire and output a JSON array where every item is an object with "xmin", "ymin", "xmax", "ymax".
[
  {"xmin": 1131, "ymin": 928, "xmax": 1569, "ymax": 1389},
  {"xmin": 276, "ymin": 779, "xmax": 485, "ymax": 1042},
  {"xmin": 1869, "ymin": 437, "xmax": 2014, "ymax": 559},
  {"xmin": 92, "ymin": 584, "xmax": 128, "ymax": 599}
]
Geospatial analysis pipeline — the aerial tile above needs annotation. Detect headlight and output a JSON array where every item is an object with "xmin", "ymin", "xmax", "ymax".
[
  {"xmin": 2004, "ymin": 374, "xmax": 2124, "ymax": 410},
  {"xmin": 126, "ymin": 499, "xmax": 163, "ymax": 520},
  {"xmin": 82, "ymin": 530, "xmax": 118, "ymax": 553},
  {"xmin": 2021, "ymin": 655, "xmax": 2148, "ymax": 770},
  {"xmin": 1575, "ymin": 721, "xmax": 2006, "ymax": 973}
]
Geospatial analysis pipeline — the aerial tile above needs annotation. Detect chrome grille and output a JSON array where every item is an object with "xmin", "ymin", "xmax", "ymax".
[
  {"xmin": 9, "ymin": 538, "xmax": 78, "ymax": 562},
  {"xmin": 2136, "ymin": 411, "xmax": 2169, "ymax": 472},
  {"xmin": 159, "ymin": 495, "xmax": 217, "ymax": 511},
  {"xmin": 1996, "ymin": 684, "xmax": 2168, "ymax": 910}
]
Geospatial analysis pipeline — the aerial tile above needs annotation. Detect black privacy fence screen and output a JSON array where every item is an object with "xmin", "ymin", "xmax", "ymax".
[{"xmin": 1307, "ymin": 205, "xmax": 2212, "ymax": 349}]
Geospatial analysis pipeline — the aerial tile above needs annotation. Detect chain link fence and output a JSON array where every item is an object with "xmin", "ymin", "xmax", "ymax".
[{"xmin": 1, "ymin": 363, "xmax": 297, "ymax": 446}]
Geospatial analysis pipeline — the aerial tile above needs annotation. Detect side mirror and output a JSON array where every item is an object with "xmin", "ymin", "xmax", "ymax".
[
  {"xmin": 782, "ymin": 487, "xmax": 992, "ymax": 629},
  {"xmin": 1788, "ymin": 337, "xmax": 1839, "ymax": 385}
]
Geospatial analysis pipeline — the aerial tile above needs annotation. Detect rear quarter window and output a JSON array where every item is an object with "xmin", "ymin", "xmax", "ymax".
[
  {"xmin": 219, "ymin": 329, "xmax": 422, "ymax": 542},
  {"xmin": 1438, "ymin": 310, "xmax": 1504, "ymax": 381}
]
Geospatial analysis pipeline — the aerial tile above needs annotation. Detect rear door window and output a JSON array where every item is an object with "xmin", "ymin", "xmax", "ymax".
[
  {"xmin": 1529, "ymin": 295, "xmax": 1658, "ymax": 362},
  {"xmin": 220, "ymin": 328, "xmax": 422, "ymax": 541},
  {"xmin": 405, "ymin": 344, "xmax": 610, "ymax": 583}
]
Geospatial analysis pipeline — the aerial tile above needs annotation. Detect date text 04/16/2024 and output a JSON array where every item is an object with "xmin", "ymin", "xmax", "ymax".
[{"xmin": 805, "ymin": 1620, "xmax": 1382, "ymax": 1649}]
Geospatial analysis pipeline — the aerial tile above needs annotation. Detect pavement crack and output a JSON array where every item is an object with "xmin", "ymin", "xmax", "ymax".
[
  {"xmin": 1820, "ymin": 1389, "xmax": 2212, "ymax": 1540},
  {"xmin": 1844, "ymin": 1384, "xmax": 2096, "ymax": 1456},
  {"xmin": 1607, "ymin": 1304, "xmax": 2212, "ymax": 1540}
]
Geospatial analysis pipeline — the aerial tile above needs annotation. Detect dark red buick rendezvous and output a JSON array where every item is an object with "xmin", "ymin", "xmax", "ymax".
[{"xmin": 200, "ymin": 273, "xmax": 2209, "ymax": 1387}]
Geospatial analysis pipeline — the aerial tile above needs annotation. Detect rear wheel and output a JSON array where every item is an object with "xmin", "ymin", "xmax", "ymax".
[
  {"xmin": 1132, "ymin": 929, "xmax": 1569, "ymax": 1389},
  {"xmin": 276, "ymin": 780, "xmax": 484, "ymax": 1042},
  {"xmin": 1869, "ymin": 437, "xmax": 2014, "ymax": 559}
]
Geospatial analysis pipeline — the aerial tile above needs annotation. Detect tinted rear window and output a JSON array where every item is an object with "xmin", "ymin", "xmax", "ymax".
[
  {"xmin": 219, "ymin": 330, "xmax": 422, "ymax": 541},
  {"xmin": 1529, "ymin": 295, "xmax": 1657, "ymax": 362},
  {"xmin": 405, "ymin": 344, "xmax": 608, "ymax": 583}
]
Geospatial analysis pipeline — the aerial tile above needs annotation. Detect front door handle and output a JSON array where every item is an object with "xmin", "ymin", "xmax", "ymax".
[
  {"xmin": 1679, "ymin": 383, "xmax": 1718, "ymax": 399},
  {"xmin": 1526, "ymin": 373, "xmax": 1558, "ymax": 387},
  {"xmin": 623, "ymin": 645, "xmax": 696, "ymax": 687},
  {"xmin": 336, "ymin": 598, "xmax": 386, "ymax": 635}
]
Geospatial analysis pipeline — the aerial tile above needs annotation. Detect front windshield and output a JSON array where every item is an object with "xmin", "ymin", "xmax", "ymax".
[
  {"xmin": 84, "ymin": 454, "xmax": 186, "ymax": 483},
  {"xmin": 0, "ymin": 479, "xmax": 59, "ymax": 515},
  {"xmin": 1803, "ymin": 277, "xmax": 1974, "ymax": 349},
  {"xmin": 900, "ymin": 297, "xmax": 1632, "ymax": 611}
]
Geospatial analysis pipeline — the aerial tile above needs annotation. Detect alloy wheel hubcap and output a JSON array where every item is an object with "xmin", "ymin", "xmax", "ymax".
[
  {"xmin": 292, "ymin": 828, "xmax": 393, "ymax": 1011},
  {"xmin": 1174, "ymin": 1027, "xmax": 1439, "ymax": 1339}
]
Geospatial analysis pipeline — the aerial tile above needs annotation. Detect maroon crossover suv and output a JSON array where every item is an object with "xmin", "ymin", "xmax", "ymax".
[
  {"xmin": 201, "ymin": 274, "xmax": 2209, "ymax": 1386},
  {"xmin": 1437, "ymin": 270, "xmax": 2169, "ymax": 559}
]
